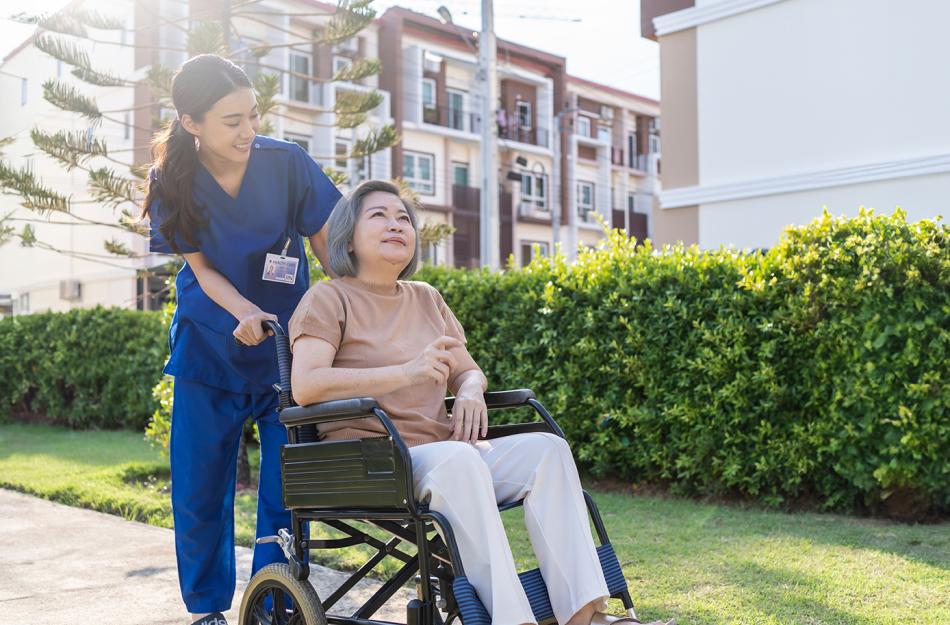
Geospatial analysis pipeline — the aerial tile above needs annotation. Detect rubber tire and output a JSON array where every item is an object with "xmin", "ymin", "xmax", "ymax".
[{"xmin": 239, "ymin": 563, "xmax": 327, "ymax": 625}]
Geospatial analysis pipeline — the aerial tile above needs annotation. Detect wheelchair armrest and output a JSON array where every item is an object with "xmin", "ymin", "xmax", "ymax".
[
  {"xmin": 279, "ymin": 397, "xmax": 380, "ymax": 427},
  {"xmin": 445, "ymin": 388, "xmax": 566, "ymax": 440},
  {"xmin": 444, "ymin": 388, "xmax": 536, "ymax": 411}
]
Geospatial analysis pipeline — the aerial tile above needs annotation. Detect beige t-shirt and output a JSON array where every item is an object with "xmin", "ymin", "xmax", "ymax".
[{"xmin": 287, "ymin": 277, "xmax": 482, "ymax": 447}]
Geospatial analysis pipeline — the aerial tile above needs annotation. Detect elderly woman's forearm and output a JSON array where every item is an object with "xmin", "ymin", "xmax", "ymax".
[
  {"xmin": 291, "ymin": 365, "xmax": 409, "ymax": 405},
  {"xmin": 452, "ymin": 369, "xmax": 487, "ymax": 396}
]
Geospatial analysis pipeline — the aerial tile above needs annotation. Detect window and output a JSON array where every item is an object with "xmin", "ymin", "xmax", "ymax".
[
  {"xmin": 597, "ymin": 124, "xmax": 611, "ymax": 143},
  {"xmin": 520, "ymin": 240, "xmax": 549, "ymax": 267},
  {"xmin": 422, "ymin": 78, "xmax": 437, "ymax": 111},
  {"xmin": 289, "ymin": 52, "xmax": 311, "ymax": 102},
  {"xmin": 285, "ymin": 134, "xmax": 311, "ymax": 153},
  {"xmin": 576, "ymin": 115, "xmax": 590, "ymax": 137},
  {"xmin": 447, "ymin": 89, "xmax": 466, "ymax": 131},
  {"xmin": 20, "ymin": 78, "xmax": 27, "ymax": 106},
  {"xmin": 520, "ymin": 173, "xmax": 547, "ymax": 212},
  {"xmin": 627, "ymin": 192, "xmax": 637, "ymax": 213},
  {"xmin": 577, "ymin": 181, "xmax": 595, "ymax": 221},
  {"xmin": 335, "ymin": 138, "xmax": 369, "ymax": 185},
  {"xmin": 452, "ymin": 163, "xmax": 469, "ymax": 187},
  {"xmin": 335, "ymin": 138, "xmax": 349, "ymax": 172},
  {"xmin": 403, "ymin": 151, "xmax": 435, "ymax": 195},
  {"xmin": 15, "ymin": 292, "xmax": 29, "ymax": 315},
  {"xmin": 628, "ymin": 132, "xmax": 638, "ymax": 168},
  {"xmin": 649, "ymin": 117, "xmax": 661, "ymax": 154},
  {"xmin": 333, "ymin": 55, "xmax": 350, "ymax": 78},
  {"xmin": 352, "ymin": 153, "xmax": 369, "ymax": 185},
  {"xmin": 124, "ymin": 112, "xmax": 131, "ymax": 140},
  {"xmin": 516, "ymin": 100, "xmax": 531, "ymax": 128}
]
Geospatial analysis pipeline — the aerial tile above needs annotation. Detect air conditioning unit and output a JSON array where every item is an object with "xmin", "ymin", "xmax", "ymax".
[
  {"xmin": 423, "ymin": 50, "xmax": 443, "ymax": 74},
  {"xmin": 59, "ymin": 279, "xmax": 82, "ymax": 301},
  {"xmin": 601, "ymin": 106, "xmax": 614, "ymax": 120}
]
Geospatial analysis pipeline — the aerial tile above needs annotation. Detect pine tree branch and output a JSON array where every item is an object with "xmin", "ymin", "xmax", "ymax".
[
  {"xmin": 320, "ymin": 0, "xmax": 376, "ymax": 47},
  {"xmin": 88, "ymin": 167, "xmax": 138, "ymax": 208},
  {"xmin": 34, "ymin": 34, "xmax": 134, "ymax": 87},
  {"xmin": 332, "ymin": 58, "xmax": 381, "ymax": 83},
  {"xmin": 351, "ymin": 124, "xmax": 399, "ymax": 158},
  {"xmin": 0, "ymin": 159, "xmax": 71, "ymax": 215},
  {"xmin": 188, "ymin": 21, "xmax": 228, "ymax": 56},
  {"xmin": 30, "ymin": 128, "xmax": 109, "ymax": 172},
  {"xmin": 42, "ymin": 80, "xmax": 101, "ymax": 122}
]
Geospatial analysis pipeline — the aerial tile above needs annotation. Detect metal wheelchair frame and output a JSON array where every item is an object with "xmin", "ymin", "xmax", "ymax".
[{"xmin": 240, "ymin": 321, "xmax": 637, "ymax": 625}]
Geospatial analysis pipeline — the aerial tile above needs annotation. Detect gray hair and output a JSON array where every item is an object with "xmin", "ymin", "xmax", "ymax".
[{"xmin": 326, "ymin": 179, "xmax": 422, "ymax": 279}]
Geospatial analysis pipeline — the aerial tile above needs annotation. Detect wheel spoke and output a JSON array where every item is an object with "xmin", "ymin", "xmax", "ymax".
[{"xmin": 271, "ymin": 587, "xmax": 288, "ymax": 625}]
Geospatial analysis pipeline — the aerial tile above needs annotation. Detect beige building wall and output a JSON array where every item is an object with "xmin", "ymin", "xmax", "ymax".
[{"xmin": 652, "ymin": 27, "xmax": 698, "ymax": 246}]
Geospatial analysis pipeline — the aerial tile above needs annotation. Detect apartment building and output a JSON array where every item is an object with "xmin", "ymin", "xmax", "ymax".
[
  {"xmin": 0, "ymin": 1, "xmax": 661, "ymax": 314},
  {"xmin": 642, "ymin": 0, "xmax": 949, "ymax": 248},
  {"xmin": 566, "ymin": 75, "xmax": 660, "ymax": 250},
  {"xmin": 378, "ymin": 7, "xmax": 565, "ymax": 268}
]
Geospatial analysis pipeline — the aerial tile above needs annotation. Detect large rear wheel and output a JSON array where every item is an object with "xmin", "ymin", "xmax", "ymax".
[{"xmin": 239, "ymin": 563, "xmax": 326, "ymax": 625}]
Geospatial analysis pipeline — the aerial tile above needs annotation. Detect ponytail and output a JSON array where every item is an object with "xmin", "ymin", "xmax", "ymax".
[
  {"xmin": 140, "ymin": 54, "xmax": 253, "ymax": 253},
  {"xmin": 142, "ymin": 117, "xmax": 203, "ymax": 252}
]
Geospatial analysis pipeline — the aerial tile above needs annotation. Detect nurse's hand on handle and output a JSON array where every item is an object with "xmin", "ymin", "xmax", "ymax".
[
  {"xmin": 234, "ymin": 308, "xmax": 278, "ymax": 346},
  {"xmin": 183, "ymin": 251, "xmax": 278, "ymax": 347}
]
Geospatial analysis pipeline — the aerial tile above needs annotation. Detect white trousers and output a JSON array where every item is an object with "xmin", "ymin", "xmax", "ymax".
[{"xmin": 410, "ymin": 432, "xmax": 610, "ymax": 625}]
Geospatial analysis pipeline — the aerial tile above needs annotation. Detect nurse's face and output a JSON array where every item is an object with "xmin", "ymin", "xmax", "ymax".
[
  {"xmin": 350, "ymin": 191, "xmax": 417, "ymax": 274},
  {"xmin": 182, "ymin": 87, "xmax": 260, "ymax": 164}
]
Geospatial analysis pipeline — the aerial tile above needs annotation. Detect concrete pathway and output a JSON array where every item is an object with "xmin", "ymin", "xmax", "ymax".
[{"xmin": 0, "ymin": 489, "xmax": 412, "ymax": 624}]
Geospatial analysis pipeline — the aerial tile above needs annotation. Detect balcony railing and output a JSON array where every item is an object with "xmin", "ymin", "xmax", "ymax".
[
  {"xmin": 610, "ymin": 147, "xmax": 652, "ymax": 171},
  {"xmin": 498, "ymin": 124, "xmax": 549, "ymax": 148},
  {"xmin": 577, "ymin": 206, "xmax": 599, "ymax": 224},
  {"xmin": 517, "ymin": 199, "xmax": 551, "ymax": 220},
  {"xmin": 422, "ymin": 104, "xmax": 480, "ymax": 133}
]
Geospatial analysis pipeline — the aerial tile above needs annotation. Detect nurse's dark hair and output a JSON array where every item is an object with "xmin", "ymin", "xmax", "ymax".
[
  {"xmin": 327, "ymin": 180, "xmax": 421, "ymax": 280},
  {"xmin": 141, "ymin": 54, "xmax": 252, "ymax": 252}
]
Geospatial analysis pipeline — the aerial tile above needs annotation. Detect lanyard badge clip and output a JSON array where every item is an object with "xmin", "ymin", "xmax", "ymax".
[{"xmin": 262, "ymin": 236, "xmax": 299, "ymax": 284}]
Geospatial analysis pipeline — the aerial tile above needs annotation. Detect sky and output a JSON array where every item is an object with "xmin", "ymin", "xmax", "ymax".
[{"xmin": 0, "ymin": 0, "xmax": 660, "ymax": 100}]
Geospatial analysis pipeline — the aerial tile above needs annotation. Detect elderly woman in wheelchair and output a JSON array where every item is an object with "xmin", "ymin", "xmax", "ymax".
[{"xmin": 239, "ymin": 180, "xmax": 673, "ymax": 625}]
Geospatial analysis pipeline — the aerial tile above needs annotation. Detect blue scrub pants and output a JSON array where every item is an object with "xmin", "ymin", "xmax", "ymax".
[{"xmin": 170, "ymin": 378, "xmax": 290, "ymax": 614}]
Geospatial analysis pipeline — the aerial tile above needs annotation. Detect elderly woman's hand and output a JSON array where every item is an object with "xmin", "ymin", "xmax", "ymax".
[
  {"xmin": 452, "ymin": 383, "xmax": 488, "ymax": 444},
  {"xmin": 403, "ymin": 336, "xmax": 463, "ymax": 385}
]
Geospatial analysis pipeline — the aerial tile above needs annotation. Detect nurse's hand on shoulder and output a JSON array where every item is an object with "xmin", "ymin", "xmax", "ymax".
[{"xmin": 234, "ymin": 308, "xmax": 278, "ymax": 346}]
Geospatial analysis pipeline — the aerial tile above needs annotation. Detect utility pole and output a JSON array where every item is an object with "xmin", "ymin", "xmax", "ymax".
[
  {"xmin": 478, "ymin": 0, "xmax": 500, "ymax": 270},
  {"xmin": 551, "ymin": 107, "xmax": 577, "ymax": 256}
]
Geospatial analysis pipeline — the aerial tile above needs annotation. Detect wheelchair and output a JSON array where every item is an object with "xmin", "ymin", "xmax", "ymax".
[{"xmin": 239, "ymin": 321, "xmax": 639, "ymax": 625}]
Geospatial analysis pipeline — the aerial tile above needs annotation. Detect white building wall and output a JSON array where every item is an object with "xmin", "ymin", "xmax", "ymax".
[
  {"xmin": 0, "ymin": 0, "xmax": 146, "ymax": 314},
  {"xmin": 686, "ymin": 0, "xmax": 950, "ymax": 248}
]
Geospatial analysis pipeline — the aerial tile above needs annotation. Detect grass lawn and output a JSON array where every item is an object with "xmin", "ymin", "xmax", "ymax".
[{"xmin": 1, "ymin": 422, "xmax": 948, "ymax": 624}]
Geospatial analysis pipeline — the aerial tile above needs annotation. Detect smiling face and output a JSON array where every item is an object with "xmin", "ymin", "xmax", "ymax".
[
  {"xmin": 180, "ymin": 87, "xmax": 260, "ymax": 164},
  {"xmin": 350, "ymin": 190, "xmax": 418, "ymax": 274}
]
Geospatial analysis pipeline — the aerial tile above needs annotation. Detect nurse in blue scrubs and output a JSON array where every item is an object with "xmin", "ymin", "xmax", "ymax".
[{"xmin": 142, "ymin": 54, "xmax": 342, "ymax": 625}]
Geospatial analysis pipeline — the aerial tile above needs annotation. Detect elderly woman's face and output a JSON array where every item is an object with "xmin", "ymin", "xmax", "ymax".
[{"xmin": 350, "ymin": 190, "xmax": 417, "ymax": 272}]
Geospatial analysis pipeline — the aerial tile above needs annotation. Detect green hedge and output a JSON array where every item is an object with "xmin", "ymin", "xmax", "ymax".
[
  {"xmin": 417, "ymin": 208, "xmax": 949, "ymax": 515},
  {"xmin": 9, "ymin": 209, "xmax": 945, "ymax": 515},
  {"xmin": 0, "ymin": 307, "xmax": 166, "ymax": 429}
]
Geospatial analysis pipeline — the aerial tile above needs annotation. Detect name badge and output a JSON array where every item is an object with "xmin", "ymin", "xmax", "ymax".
[{"xmin": 262, "ymin": 237, "xmax": 298, "ymax": 284}]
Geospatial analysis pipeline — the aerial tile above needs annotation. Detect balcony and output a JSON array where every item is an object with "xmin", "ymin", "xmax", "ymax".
[
  {"xmin": 517, "ymin": 199, "xmax": 551, "ymax": 221},
  {"xmin": 610, "ymin": 146, "xmax": 652, "ymax": 172},
  {"xmin": 577, "ymin": 206, "xmax": 600, "ymax": 225},
  {"xmin": 422, "ymin": 103, "xmax": 480, "ymax": 134},
  {"xmin": 498, "ymin": 124, "xmax": 549, "ymax": 148}
]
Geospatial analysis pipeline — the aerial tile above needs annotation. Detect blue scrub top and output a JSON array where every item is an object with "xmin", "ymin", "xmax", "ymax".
[{"xmin": 149, "ymin": 136, "xmax": 342, "ymax": 394}]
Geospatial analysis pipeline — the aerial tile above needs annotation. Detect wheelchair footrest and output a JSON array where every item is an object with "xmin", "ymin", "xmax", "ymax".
[{"xmin": 453, "ymin": 543, "xmax": 629, "ymax": 624}]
